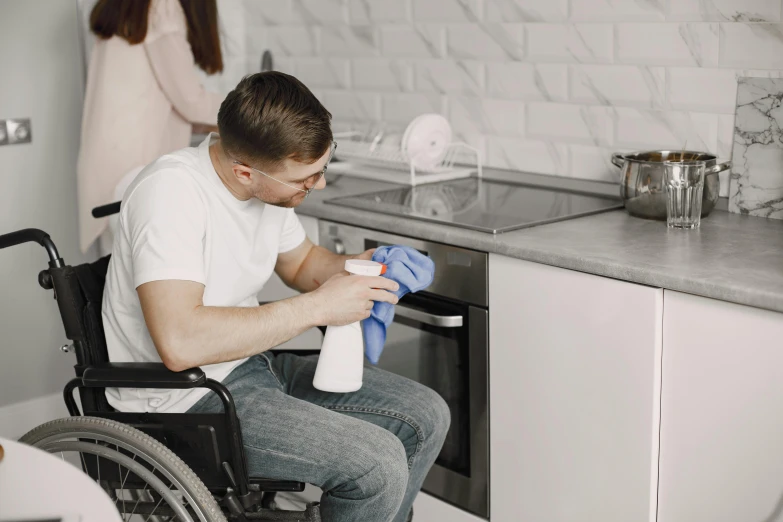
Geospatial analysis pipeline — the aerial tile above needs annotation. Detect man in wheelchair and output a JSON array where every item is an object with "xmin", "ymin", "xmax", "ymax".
[{"xmin": 101, "ymin": 71, "xmax": 450, "ymax": 521}]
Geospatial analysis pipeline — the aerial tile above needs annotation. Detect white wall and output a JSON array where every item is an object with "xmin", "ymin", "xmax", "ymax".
[
  {"xmin": 200, "ymin": 0, "xmax": 251, "ymax": 96},
  {"xmin": 240, "ymin": 0, "xmax": 783, "ymax": 194},
  {"xmin": 0, "ymin": 0, "xmax": 89, "ymax": 413}
]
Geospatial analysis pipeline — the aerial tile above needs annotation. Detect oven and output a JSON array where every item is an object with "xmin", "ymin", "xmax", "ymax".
[{"xmin": 319, "ymin": 220, "xmax": 489, "ymax": 519}]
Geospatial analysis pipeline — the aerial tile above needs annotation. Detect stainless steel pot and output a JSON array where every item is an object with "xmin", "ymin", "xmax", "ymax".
[{"xmin": 611, "ymin": 150, "xmax": 731, "ymax": 220}]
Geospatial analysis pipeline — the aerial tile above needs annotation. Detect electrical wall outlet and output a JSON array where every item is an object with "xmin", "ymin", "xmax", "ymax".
[
  {"xmin": 7, "ymin": 118, "xmax": 31, "ymax": 144},
  {"xmin": 0, "ymin": 121, "xmax": 7, "ymax": 146}
]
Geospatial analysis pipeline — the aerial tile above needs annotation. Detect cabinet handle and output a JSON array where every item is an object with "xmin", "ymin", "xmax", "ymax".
[{"xmin": 395, "ymin": 304, "xmax": 463, "ymax": 328}]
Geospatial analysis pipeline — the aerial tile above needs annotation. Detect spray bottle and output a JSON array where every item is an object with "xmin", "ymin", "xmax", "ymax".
[{"xmin": 312, "ymin": 259, "xmax": 386, "ymax": 393}]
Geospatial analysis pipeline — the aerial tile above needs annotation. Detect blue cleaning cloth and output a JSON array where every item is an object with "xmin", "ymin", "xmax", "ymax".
[{"xmin": 362, "ymin": 245, "xmax": 435, "ymax": 364}]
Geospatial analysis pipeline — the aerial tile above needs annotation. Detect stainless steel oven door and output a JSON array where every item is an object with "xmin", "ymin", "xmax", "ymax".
[{"xmin": 376, "ymin": 292, "xmax": 489, "ymax": 518}]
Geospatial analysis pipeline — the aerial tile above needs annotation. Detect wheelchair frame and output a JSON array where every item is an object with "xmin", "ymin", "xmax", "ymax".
[{"xmin": 0, "ymin": 201, "xmax": 322, "ymax": 521}]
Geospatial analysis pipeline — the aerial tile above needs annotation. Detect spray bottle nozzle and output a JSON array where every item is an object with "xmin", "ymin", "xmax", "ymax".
[{"xmin": 345, "ymin": 259, "xmax": 385, "ymax": 276}]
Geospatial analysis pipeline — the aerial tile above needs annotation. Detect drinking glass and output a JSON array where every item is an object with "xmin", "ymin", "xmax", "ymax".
[{"xmin": 664, "ymin": 161, "xmax": 705, "ymax": 229}]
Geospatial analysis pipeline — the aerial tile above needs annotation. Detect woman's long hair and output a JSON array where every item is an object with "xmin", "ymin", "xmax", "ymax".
[{"xmin": 89, "ymin": 0, "xmax": 223, "ymax": 74}]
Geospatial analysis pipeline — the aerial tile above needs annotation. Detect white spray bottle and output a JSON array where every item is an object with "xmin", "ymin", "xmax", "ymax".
[{"xmin": 313, "ymin": 259, "xmax": 386, "ymax": 393}]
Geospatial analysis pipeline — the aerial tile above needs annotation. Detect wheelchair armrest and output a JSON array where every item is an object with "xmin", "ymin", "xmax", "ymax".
[{"xmin": 81, "ymin": 362, "xmax": 206, "ymax": 389}]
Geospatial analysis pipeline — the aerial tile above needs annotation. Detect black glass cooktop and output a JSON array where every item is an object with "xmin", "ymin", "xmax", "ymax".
[{"xmin": 324, "ymin": 178, "xmax": 622, "ymax": 234}]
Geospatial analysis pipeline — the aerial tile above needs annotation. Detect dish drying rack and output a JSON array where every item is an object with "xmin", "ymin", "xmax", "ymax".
[{"xmin": 331, "ymin": 130, "xmax": 483, "ymax": 186}]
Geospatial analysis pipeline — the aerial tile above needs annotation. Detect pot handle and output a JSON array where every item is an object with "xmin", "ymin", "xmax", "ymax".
[
  {"xmin": 706, "ymin": 161, "xmax": 732, "ymax": 176},
  {"xmin": 611, "ymin": 153, "xmax": 625, "ymax": 168}
]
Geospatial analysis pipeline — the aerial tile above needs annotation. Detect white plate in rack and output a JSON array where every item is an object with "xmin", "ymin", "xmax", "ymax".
[{"xmin": 402, "ymin": 114, "xmax": 452, "ymax": 170}]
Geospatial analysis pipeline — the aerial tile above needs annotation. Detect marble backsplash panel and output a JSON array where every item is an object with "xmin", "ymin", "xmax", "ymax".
[{"xmin": 729, "ymin": 77, "xmax": 783, "ymax": 219}]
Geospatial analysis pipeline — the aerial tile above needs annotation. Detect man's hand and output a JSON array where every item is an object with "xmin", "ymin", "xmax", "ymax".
[{"xmin": 307, "ymin": 272, "xmax": 399, "ymax": 326}]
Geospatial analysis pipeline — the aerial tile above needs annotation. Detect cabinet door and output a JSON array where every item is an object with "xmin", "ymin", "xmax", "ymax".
[
  {"xmin": 658, "ymin": 291, "xmax": 783, "ymax": 522},
  {"xmin": 489, "ymin": 255, "xmax": 663, "ymax": 522},
  {"xmin": 413, "ymin": 492, "xmax": 486, "ymax": 522},
  {"xmin": 258, "ymin": 215, "xmax": 321, "ymax": 350}
]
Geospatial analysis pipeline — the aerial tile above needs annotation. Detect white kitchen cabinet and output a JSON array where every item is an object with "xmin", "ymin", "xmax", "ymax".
[
  {"xmin": 658, "ymin": 291, "xmax": 783, "ymax": 522},
  {"xmin": 258, "ymin": 214, "xmax": 321, "ymax": 350},
  {"xmin": 413, "ymin": 492, "xmax": 486, "ymax": 522},
  {"xmin": 489, "ymin": 254, "xmax": 663, "ymax": 522}
]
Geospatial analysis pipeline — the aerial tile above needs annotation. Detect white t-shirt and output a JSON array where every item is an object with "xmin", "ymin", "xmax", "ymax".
[{"xmin": 102, "ymin": 134, "xmax": 306, "ymax": 413}]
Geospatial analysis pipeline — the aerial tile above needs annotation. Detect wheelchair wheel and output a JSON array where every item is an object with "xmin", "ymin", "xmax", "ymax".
[{"xmin": 20, "ymin": 416, "xmax": 226, "ymax": 522}]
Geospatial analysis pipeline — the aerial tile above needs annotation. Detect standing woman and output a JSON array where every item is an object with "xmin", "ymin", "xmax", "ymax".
[{"xmin": 77, "ymin": 0, "xmax": 225, "ymax": 253}]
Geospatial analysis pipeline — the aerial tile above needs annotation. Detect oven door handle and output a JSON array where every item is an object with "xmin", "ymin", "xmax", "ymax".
[{"xmin": 394, "ymin": 303, "xmax": 464, "ymax": 328}]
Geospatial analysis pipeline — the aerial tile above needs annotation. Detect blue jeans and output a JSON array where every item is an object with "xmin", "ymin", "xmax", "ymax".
[{"xmin": 188, "ymin": 353, "xmax": 450, "ymax": 522}]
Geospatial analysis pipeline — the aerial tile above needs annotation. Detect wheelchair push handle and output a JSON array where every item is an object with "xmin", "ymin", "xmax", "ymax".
[
  {"xmin": 0, "ymin": 228, "xmax": 63, "ymax": 267},
  {"xmin": 0, "ymin": 202, "xmax": 118, "ymax": 267},
  {"xmin": 92, "ymin": 201, "xmax": 121, "ymax": 218},
  {"xmin": 0, "ymin": 228, "xmax": 50, "ymax": 249}
]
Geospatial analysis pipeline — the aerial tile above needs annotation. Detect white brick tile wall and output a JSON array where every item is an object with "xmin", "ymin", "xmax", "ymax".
[
  {"xmin": 322, "ymin": 26, "xmax": 378, "ymax": 57},
  {"xmin": 267, "ymin": 57, "xmax": 296, "ymax": 75},
  {"xmin": 222, "ymin": 29, "xmax": 246, "ymax": 60},
  {"xmin": 323, "ymin": 91, "xmax": 382, "ymax": 121},
  {"xmin": 412, "ymin": 0, "xmax": 482, "ymax": 22},
  {"xmin": 449, "ymin": 96, "xmax": 525, "ymax": 136},
  {"xmin": 264, "ymin": 26, "xmax": 319, "ymax": 57},
  {"xmin": 414, "ymin": 60, "xmax": 484, "ymax": 94},
  {"xmin": 381, "ymin": 25, "xmax": 446, "ymax": 58},
  {"xmin": 667, "ymin": 68, "xmax": 739, "ymax": 114},
  {"xmin": 293, "ymin": 58, "xmax": 350, "ymax": 89},
  {"xmin": 486, "ymin": 63, "xmax": 568, "ymax": 101},
  {"xmin": 348, "ymin": 0, "xmax": 410, "ymax": 23},
  {"xmin": 569, "ymin": 145, "xmax": 623, "ymax": 182},
  {"xmin": 220, "ymin": 0, "xmax": 246, "ymax": 26},
  {"xmin": 202, "ymin": 56, "xmax": 249, "ymax": 97},
  {"xmin": 244, "ymin": 17, "xmax": 269, "ymax": 55},
  {"xmin": 447, "ymin": 23, "xmax": 525, "ymax": 60},
  {"xmin": 720, "ymin": 23, "xmax": 783, "ymax": 69},
  {"xmin": 527, "ymin": 103, "xmax": 613, "ymax": 146},
  {"xmin": 219, "ymin": 0, "xmax": 246, "ymax": 58},
  {"xmin": 292, "ymin": 0, "xmax": 349, "ymax": 25},
  {"xmin": 381, "ymin": 93, "xmax": 446, "ymax": 124},
  {"xmin": 486, "ymin": 137, "xmax": 569, "ymax": 175},
  {"xmin": 238, "ymin": 0, "xmax": 783, "ymax": 182},
  {"xmin": 243, "ymin": 0, "xmax": 298, "ymax": 25},
  {"xmin": 616, "ymin": 23, "xmax": 719, "ymax": 66},
  {"xmin": 614, "ymin": 108, "xmax": 719, "ymax": 153},
  {"xmin": 666, "ymin": 0, "xmax": 781, "ymax": 22},
  {"xmin": 485, "ymin": 0, "xmax": 569, "ymax": 22},
  {"xmin": 451, "ymin": 132, "xmax": 487, "ymax": 162},
  {"xmin": 330, "ymin": 120, "xmax": 355, "ymax": 133},
  {"xmin": 311, "ymin": 88, "xmax": 325, "ymax": 103},
  {"xmin": 527, "ymin": 24, "xmax": 613, "ymax": 64},
  {"xmin": 570, "ymin": 0, "xmax": 666, "ymax": 22},
  {"xmin": 353, "ymin": 59, "xmax": 414, "ymax": 91},
  {"xmin": 569, "ymin": 65, "xmax": 666, "ymax": 109}
]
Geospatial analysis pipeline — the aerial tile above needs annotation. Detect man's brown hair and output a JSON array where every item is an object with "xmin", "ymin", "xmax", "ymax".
[{"xmin": 218, "ymin": 72, "xmax": 333, "ymax": 171}]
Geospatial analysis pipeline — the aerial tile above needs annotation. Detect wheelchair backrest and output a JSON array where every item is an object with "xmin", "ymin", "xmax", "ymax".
[{"xmin": 49, "ymin": 255, "xmax": 114, "ymax": 412}]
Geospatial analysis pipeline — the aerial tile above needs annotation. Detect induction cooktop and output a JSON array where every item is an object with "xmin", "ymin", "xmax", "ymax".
[{"xmin": 324, "ymin": 178, "xmax": 622, "ymax": 234}]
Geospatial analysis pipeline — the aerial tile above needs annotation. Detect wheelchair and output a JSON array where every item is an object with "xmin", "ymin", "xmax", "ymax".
[{"xmin": 0, "ymin": 201, "xmax": 323, "ymax": 521}]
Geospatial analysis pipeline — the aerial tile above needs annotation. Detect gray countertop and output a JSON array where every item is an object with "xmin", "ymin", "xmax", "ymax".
[{"xmin": 297, "ymin": 172, "xmax": 783, "ymax": 314}]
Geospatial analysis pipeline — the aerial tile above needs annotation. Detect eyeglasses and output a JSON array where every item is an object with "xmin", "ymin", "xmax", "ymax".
[{"xmin": 232, "ymin": 141, "xmax": 337, "ymax": 198}]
